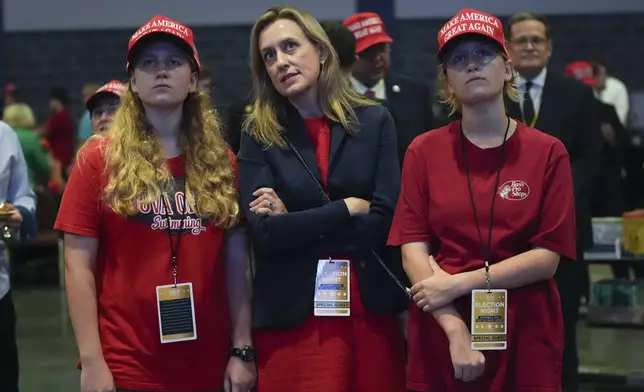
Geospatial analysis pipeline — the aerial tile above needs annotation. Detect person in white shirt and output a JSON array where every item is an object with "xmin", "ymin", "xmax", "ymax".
[
  {"xmin": 0, "ymin": 121, "xmax": 36, "ymax": 392},
  {"xmin": 593, "ymin": 61, "xmax": 630, "ymax": 127}
]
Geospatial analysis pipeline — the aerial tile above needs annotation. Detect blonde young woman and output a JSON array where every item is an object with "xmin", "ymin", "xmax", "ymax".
[
  {"xmin": 388, "ymin": 8, "xmax": 576, "ymax": 392},
  {"xmin": 55, "ymin": 16, "xmax": 255, "ymax": 392},
  {"xmin": 238, "ymin": 6, "xmax": 408, "ymax": 392},
  {"xmin": 3, "ymin": 103, "xmax": 50, "ymax": 188}
]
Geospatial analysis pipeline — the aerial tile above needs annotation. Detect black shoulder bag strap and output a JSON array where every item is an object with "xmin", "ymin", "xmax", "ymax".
[{"xmin": 286, "ymin": 140, "xmax": 410, "ymax": 298}]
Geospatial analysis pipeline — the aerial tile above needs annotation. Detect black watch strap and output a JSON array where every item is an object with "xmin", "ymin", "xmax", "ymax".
[{"xmin": 231, "ymin": 345, "xmax": 255, "ymax": 362}]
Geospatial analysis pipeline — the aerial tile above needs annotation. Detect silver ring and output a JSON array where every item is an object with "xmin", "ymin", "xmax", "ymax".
[{"xmin": 268, "ymin": 201, "xmax": 274, "ymax": 210}]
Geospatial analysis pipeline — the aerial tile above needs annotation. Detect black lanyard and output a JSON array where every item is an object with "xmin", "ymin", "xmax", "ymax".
[
  {"xmin": 460, "ymin": 118, "xmax": 511, "ymax": 288},
  {"xmin": 163, "ymin": 195, "xmax": 184, "ymax": 287}
]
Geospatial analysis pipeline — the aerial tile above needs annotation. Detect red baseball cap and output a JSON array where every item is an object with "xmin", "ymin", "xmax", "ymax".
[
  {"xmin": 437, "ymin": 9, "xmax": 507, "ymax": 59},
  {"xmin": 86, "ymin": 80, "xmax": 126, "ymax": 112},
  {"xmin": 126, "ymin": 15, "xmax": 201, "ymax": 71},
  {"xmin": 565, "ymin": 61, "xmax": 596, "ymax": 86},
  {"xmin": 343, "ymin": 12, "xmax": 393, "ymax": 54}
]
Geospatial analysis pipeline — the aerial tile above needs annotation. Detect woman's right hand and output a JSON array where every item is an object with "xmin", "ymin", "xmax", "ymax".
[
  {"xmin": 343, "ymin": 197, "xmax": 371, "ymax": 216},
  {"xmin": 80, "ymin": 359, "xmax": 115, "ymax": 392},
  {"xmin": 447, "ymin": 328, "xmax": 486, "ymax": 383}
]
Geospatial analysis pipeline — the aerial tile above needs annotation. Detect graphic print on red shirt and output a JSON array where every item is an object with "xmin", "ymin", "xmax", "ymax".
[
  {"xmin": 54, "ymin": 138, "xmax": 234, "ymax": 391},
  {"xmin": 133, "ymin": 177, "xmax": 207, "ymax": 235},
  {"xmin": 388, "ymin": 121, "xmax": 576, "ymax": 392}
]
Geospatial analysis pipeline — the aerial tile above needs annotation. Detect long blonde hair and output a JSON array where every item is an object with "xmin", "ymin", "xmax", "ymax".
[
  {"xmin": 89, "ymin": 84, "xmax": 238, "ymax": 229},
  {"xmin": 437, "ymin": 51, "xmax": 521, "ymax": 116},
  {"xmin": 244, "ymin": 6, "xmax": 376, "ymax": 148}
]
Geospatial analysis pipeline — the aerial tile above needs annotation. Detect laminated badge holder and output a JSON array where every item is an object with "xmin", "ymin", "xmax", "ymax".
[{"xmin": 287, "ymin": 140, "xmax": 411, "ymax": 298}]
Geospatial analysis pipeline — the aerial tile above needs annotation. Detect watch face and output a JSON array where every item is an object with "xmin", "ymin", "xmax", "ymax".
[
  {"xmin": 233, "ymin": 346, "xmax": 255, "ymax": 362},
  {"xmin": 241, "ymin": 346, "xmax": 256, "ymax": 361}
]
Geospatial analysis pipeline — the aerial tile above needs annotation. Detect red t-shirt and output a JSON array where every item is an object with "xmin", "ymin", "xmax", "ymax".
[
  {"xmin": 388, "ymin": 121, "xmax": 576, "ymax": 391},
  {"xmin": 46, "ymin": 108, "xmax": 75, "ymax": 169},
  {"xmin": 54, "ymin": 138, "xmax": 234, "ymax": 391}
]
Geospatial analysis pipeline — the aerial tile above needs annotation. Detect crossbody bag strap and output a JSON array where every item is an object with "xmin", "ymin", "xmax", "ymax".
[{"xmin": 286, "ymin": 140, "xmax": 410, "ymax": 298}]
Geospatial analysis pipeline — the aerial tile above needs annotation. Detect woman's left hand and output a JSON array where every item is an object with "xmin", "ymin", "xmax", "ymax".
[
  {"xmin": 223, "ymin": 357, "xmax": 256, "ymax": 392},
  {"xmin": 250, "ymin": 187, "xmax": 288, "ymax": 216},
  {"xmin": 411, "ymin": 256, "xmax": 460, "ymax": 312}
]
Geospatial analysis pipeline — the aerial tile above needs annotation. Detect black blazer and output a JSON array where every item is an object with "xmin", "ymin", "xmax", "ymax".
[
  {"xmin": 507, "ymin": 72, "xmax": 603, "ymax": 250},
  {"xmin": 596, "ymin": 99, "xmax": 628, "ymax": 162},
  {"xmin": 237, "ymin": 104, "xmax": 408, "ymax": 330},
  {"xmin": 383, "ymin": 74, "xmax": 435, "ymax": 166}
]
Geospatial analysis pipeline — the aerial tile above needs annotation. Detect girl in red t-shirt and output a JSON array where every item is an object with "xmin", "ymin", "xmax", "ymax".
[
  {"xmin": 55, "ymin": 16, "xmax": 256, "ymax": 392},
  {"xmin": 388, "ymin": 8, "xmax": 576, "ymax": 392}
]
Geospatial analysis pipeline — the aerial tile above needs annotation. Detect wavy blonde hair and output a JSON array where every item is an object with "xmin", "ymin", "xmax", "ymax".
[
  {"xmin": 437, "ymin": 51, "xmax": 521, "ymax": 116},
  {"xmin": 244, "ymin": 6, "xmax": 376, "ymax": 148},
  {"xmin": 87, "ymin": 83, "xmax": 238, "ymax": 229}
]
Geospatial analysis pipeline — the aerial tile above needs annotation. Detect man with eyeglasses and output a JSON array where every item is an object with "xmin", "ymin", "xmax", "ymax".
[
  {"xmin": 505, "ymin": 12, "xmax": 603, "ymax": 392},
  {"xmin": 342, "ymin": 12, "xmax": 434, "ymax": 166}
]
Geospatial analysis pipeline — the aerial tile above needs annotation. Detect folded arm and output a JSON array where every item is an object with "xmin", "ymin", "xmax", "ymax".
[
  {"xmin": 313, "ymin": 108, "xmax": 401, "ymax": 253},
  {"xmin": 452, "ymin": 248, "xmax": 560, "ymax": 297},
  {"xmin": 237, "ymin": 134, "xmax": 352, "ymax": 254},
  {"xmin": 403, "ymin": 242, "xmax": 469, "ymax": 339}
]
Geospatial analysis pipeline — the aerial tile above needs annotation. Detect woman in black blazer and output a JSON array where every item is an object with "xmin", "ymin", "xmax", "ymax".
[{"xmin": 237, "ymin": 6, "xmax": 409, "ymax": 392}]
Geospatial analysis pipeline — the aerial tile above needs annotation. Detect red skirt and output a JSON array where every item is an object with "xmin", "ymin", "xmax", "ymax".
[{"xmin": 254, "ymin": 264, "xmax": 407, "ymax": 392}]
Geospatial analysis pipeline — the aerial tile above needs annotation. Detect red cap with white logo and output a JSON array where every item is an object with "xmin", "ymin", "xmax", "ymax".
[
  {"xmin": 437, "ymin": 9, "xmax": 508, "ymax": 59},
  {"xmin": 86, "ymin": 80, "xmax": 126, "ymax": 112},
  {"xmin": 126, "ymin": 15, "xmax": 201, "ymax": 71},
  {"xmin": 342, "ymin": 12, "xmax": 393, "ymax": 54},
  {"xmin": 565, "ymin": 61, "xmax": 596, "ymax": 86}
]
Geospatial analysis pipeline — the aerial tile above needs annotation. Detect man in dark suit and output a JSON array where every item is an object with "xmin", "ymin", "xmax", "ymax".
[
  {"xmin": 566, "ymin": 61, "xmax": 626, "ymax": 218},
  {"xmin": 506, "ymin": 12, "xmax": 603, "ymax": 392},
  {"xmin": 566, "ymin": 61, "xmax": 644, "ymax": 281},
  {"xmin": 321, "ymin": 21, "xmax": 402, "ymax": 140},
  {"xmin": 342, "ymin": 12, "xmax": 434, "ymax": 165}
]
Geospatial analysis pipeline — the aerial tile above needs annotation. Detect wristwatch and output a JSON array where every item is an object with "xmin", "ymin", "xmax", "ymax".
[{"xmin": 231, "ymin": 346, "xmax": 256, "ymax": 362}]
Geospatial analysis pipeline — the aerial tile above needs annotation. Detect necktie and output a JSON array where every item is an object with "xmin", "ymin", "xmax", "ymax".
[
  {"xmin": 522, "ymin": 81, "xmax": 536, "ymax": 126},
  {"xmin": 365, "ymin": 89, "xmax": 376, "ymax": 99}
]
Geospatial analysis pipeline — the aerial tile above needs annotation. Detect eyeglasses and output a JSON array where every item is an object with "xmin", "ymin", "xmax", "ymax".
[
  {"xmin": 91, "ymin": 104, "xmax": 119, "ymax": 118},
  {"xmin": 444, "ymin": 45, "xmax": 498, "ymax": 70}
]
